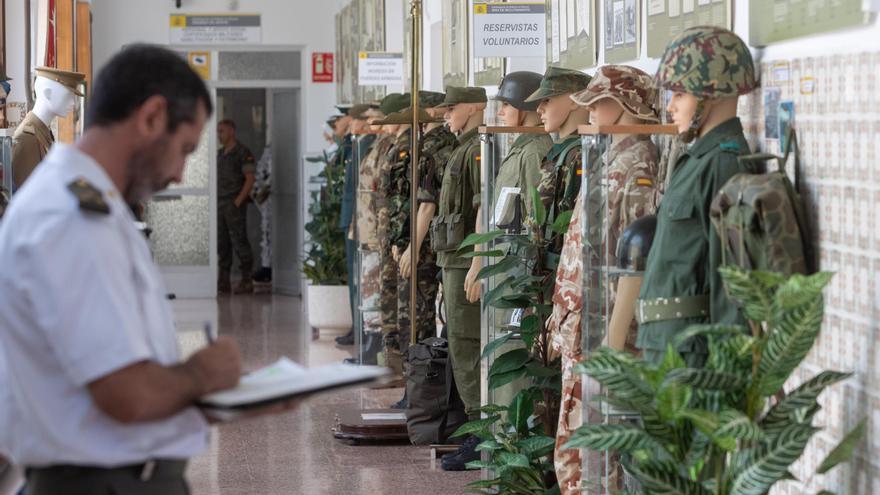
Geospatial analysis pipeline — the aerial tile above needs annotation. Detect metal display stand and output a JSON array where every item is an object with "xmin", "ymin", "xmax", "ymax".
[{"xmin": 577, "ymin": 124, "xmax": 677, "ymax": 493}]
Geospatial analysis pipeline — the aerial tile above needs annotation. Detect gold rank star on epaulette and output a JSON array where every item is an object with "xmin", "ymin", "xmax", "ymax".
[{"xmin": 67, "ymin": 177, "xmax": 110, "ymax": 215}]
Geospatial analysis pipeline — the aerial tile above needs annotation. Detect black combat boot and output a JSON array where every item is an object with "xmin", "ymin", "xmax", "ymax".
[{"xmin": 441, "ymin": 434, "xmax": 481, "ymax": 471}]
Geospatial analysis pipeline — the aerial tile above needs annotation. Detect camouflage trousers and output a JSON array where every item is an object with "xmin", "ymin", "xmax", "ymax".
[
  {"xmin": 359, "ymin": 249, "xmax": 382, "ymax": 333},
  {"xmin": 378, "ymin": 245, "xmax": 400, "ymax": 372},
  {"xmin": 393, "ymin": 242, "xmax": 440, "ymax": 359}
]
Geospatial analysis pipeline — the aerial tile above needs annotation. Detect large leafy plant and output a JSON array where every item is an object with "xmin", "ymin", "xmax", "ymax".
[
  {"xmin": 302, "ymin": 151, "xmax": 347, "ymax": 285},
  {"xmin": 566, "ymin": 267, "xmax": 864, "ymax": 495},
  {"xmin": 453, "ymin": 190, "xmax": 573, "ymax": 495}
]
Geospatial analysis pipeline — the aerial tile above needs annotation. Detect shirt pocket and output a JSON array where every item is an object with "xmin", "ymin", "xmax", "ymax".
[{"xmin": 663, "ymin": 194, "xmax": 698, "ymax": 222}]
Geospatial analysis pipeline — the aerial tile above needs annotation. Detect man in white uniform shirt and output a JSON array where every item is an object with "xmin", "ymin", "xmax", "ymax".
[{"xmin": 0, "ymin": 45, "xmax": 242, "ymax": 494}]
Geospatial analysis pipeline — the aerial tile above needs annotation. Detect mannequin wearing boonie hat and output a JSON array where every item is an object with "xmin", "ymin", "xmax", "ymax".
[{"xmin": 547, "ymin": 64, "xmax": 662, "ymax": 495}]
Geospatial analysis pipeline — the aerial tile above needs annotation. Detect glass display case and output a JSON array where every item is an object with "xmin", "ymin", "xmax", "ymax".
[
  {"xmin": 477, "ymin": 126, "xmax": 548, "ymax": 410},
  {"xmin": 577, "ymin": 124, "xmax": 677, "ymax": 494}
]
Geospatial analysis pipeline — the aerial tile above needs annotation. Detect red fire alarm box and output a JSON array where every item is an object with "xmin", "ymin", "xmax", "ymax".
[{"xmin": 312, "ymin": 53, "xmax": 334, "ymax": 83}]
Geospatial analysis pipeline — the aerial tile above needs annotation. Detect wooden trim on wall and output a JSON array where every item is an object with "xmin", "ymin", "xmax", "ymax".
[
  {"xmin": 55, "ymin": 0, "xmax": 74, "ymax": 142},
  {"xmin": 75, "ymin": 1, "xmax": 90, "ymax": 95}
]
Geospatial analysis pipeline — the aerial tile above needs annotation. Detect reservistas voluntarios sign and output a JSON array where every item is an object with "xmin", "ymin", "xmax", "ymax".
[{"xmin": 473, "ymin": 2, "xmax": 546, "ymax": 57}]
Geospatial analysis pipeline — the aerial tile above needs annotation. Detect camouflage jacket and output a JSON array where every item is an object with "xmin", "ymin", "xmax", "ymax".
[
  {"xmin": 547, "ymin": 134, "xmax": 660, "ymax": 368},
  {"xmin": 418, "ymin": 125, "xmax": 459, "ymax": 205},
  {"xmin": 537, "ymin": 135, "xmax": 582, "ymax": 235},
  {"xmin": 356, "ymin": 133, "xmax": 396, "ymax": 249},
  {"xmin": 386, "ymin": 130, "xmax": 413, "ymax": 248}
]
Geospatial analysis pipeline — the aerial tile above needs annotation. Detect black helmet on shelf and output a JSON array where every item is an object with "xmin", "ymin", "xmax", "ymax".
[
  {"xmin": 492, "ymin": 71, "xmax": 544, "ymax": 112},
  {"xmin": 616, "ymin": 215, "xmax": 657, "ymax": 272}
]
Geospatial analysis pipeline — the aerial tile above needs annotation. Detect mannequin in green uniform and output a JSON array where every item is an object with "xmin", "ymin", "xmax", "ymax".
[
  {"xmin": 524, "ymin": 67, "xmax": 592, "ymax": 252},
  {"xmin": 636, "ymin": 26, "xmax": 759, "ymax": 365},
  {"xmin": 430, "ymin": 87, "xmax": 486, "ymax": 471},
  {"xmin": 463, "ymin": 71, "xmax": 552, "ymax": 303}
]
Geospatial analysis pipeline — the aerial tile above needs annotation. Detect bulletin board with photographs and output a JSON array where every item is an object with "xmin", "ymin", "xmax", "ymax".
[
  {"xmin": 442, "ymin": 0, "xmax": 469, "ymax": 88},
  {"xmin": 546, "ymin": 0, "xmax": 597, "ymax": 69},
  {"xmin": 356, "ymin": 0, "xmax": 387, "ymax": 103},
  {"xmin": 646, "ymin": 0, "xmax": 730, "ymax": 58},
  {"xmin": 473, "ymin": 1, "xmax": 506, "ymax": 87},
  {"xmin": 603, "ymin": 0, "xmax": 638, "ymax": 63},
  {"xmin": 749, "ymin": 0, "xmax": 868, "ymax": 47}
]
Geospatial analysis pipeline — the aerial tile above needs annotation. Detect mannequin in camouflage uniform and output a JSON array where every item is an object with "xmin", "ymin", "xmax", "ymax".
[
  {"xmin": 374, "ymin": 93, "xmax": 413, "ymax": 370},
  {"xmin": 523, "ymin": 67, "xmax": 592, "ymax": 253},
  {"xmin": 548, "ymin": 65, "xmax": 662, "ymax": 495},
  {"xmin": 637, "ymin": 26, "xmax": 758, "ymax": 366},
  {"xmin": 351, "ymin": 105, "xmax": 396, "ymax": 341},
  {"xmin": 386, "ymin": 92, "xmax": 456, "ymax": 365}
]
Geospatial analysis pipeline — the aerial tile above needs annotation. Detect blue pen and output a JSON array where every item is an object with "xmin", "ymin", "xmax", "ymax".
[{"xmin": 203, "ymin": 321, "xmax": 215, "ymax": 344}]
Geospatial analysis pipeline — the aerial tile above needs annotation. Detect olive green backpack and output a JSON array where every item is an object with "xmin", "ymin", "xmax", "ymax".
[{"xmin": 709, "ymin": 128, "xmax": 817, "ymax": 275}]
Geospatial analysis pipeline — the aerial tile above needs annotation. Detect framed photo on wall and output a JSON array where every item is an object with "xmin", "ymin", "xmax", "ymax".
[{"xmin": 442, "ymin": 0, "xmax": 468, "ymax": 88}]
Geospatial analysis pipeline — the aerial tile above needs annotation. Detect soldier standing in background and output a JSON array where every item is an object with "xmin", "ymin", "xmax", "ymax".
[{"xmin": 217, "ymin": 119, "xmax": 256, "ymax": 295}]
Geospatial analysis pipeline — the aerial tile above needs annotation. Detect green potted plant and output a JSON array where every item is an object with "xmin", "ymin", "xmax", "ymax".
[
  {"xmin": 303, "ymin": 151, "xmax": 350, "ymax": 331},
  {"xmin": 565, "ymin": 267, "xmax": 865, "ymax": 495}
]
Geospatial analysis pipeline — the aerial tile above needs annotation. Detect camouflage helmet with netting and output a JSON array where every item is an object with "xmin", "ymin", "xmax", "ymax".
[{"xmin": 655, "ymin": 26, "xmax": 757, "ymax": 99}]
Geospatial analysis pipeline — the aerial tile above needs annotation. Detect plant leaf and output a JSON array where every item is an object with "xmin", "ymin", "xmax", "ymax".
[
  {"xmin": 672, "ymin": 324, "xmax": 748, "ymax": 350},
  {"xmin": 627, "ymin": 462, "xmax": 712, "ymax": 495},
  {"xmin": 508, "ymin": 388, "xmax": 538, "ymax": 434},
  {"xmin": 530, "ymin": 187, "xmax": 546, "ymax": 225},
  {"xmin": 656, "ymin": 380, "xmax": 693, "ymax": 423},
  {"xmin": 477, "ymin": 256, "xmax": 520, "ymax": 280},
  {"xmin": 549, "ymin": 209, "xmax": 573, "ymax": 234},
  {"xmin": 762, "ymin": 371, "xmax": 851, "ymax": 431},
  {"xmin": 497, "ymin": 451, "xmax": 531, "ymax": 468},
  {"xmin": 481, "ymin": 332, "xmax": 515, "ymax": 360},
  {"xmin": 483, "ymin": 276, "xmax": 516, "ymax": 306},
  {"xmin": 451, "ymin": 416, "xmax": 501, "ymax": 439},
  {"xmin": 664, "ymin": 368, "xmax": 749, "ymax": 391},
  {"xmin": 515, "ymin": 435, "xmax": 556, "ymax": 457},
  {"xmin": 758, "ymin": 293, "xmax": 826, "ymax": 396},
  {"xmin": 489, "ymin": 348, "xmax": 530, "ymax": 377},
  {"xmin": 563, "ymin": 424, "xmax": 665, "ymax": 453},
  {"xmin": 489, "ymin": 366, "xmax": 529, "ymax": 390},
  {"xmin": 816, "ymin": 419, "xmax": 867, "ymax": 474},
  {"xmin": 476, "ymin": 439, "xmax": 501, "ymax": 452},
  {"xmin": 458, "ymin": 229, "xmax": 506, "ymax": 249},
  {"xmin": 729, "ymin": 423, "xmax": 818, "ymax": 495}
]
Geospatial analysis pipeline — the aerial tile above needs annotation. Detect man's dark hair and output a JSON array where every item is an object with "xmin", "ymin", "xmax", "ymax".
[
  {"xmin": 86, "ymin": 44, "xmax": 213, "ymax": 131},
  {"xmin": 218, "ymin": 119, "xmax": 236, "ymax": 131}
]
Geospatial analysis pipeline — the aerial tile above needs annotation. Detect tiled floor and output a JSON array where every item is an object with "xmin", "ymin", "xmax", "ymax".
[{"xmin": 178, "ymin": 294, "xmax": 479, "ymax": 495}]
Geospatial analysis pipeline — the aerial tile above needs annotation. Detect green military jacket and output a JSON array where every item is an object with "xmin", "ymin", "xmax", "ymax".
[
  {"xmin": 436, "ymin": 127, "xmax": 482, "ymax": 269},
  {"xmin": 494, "ymin": 133, "xmax": 553, "ymax": 223},
  {"xmin": 418, "ymin": 125, "xmax": 460, "ymax": 204},
  {"xmin": 637, "ymin": 118, "xmax": 756, "ymax": 356},
  {"xmin": 217, "ymin": 142, "xmax": 257, "ymax": 200}
]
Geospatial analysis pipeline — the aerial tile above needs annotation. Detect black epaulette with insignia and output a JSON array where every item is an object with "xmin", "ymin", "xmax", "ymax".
[{"xmin": 67, "ymin": 178, "xmax": 110, "ymax": 215}]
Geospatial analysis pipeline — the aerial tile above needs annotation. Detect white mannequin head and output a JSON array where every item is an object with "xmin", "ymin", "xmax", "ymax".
[{"xmin": 32, "ymin": 76, "xmax": 77, "ymax": 123}]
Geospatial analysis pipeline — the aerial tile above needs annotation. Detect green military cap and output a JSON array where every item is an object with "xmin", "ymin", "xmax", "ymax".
[
  {"xmin": 419, "ymin": 90, "xmax": 446, "ymax": 108},
  {"xmin": 523, "ymin": 66, "xmax": 591, "ymax": 103},
  {"xmin": 379, "ymin": 93, "xmax": 411, "ymax": 115},
  {"xmin": 35, "ymin": 66, "xmax": 85, "ymax": 97},
  {"xmin": 435, "ymin": 86, "xmax": 488, "ymax": 108},
  {"xmin": 374, "ymin": 107, "xmax": 444, "ymax": 125},
  {"xmin": 348, "ymin": 103, "xmax": 372, "ymax": 119}
]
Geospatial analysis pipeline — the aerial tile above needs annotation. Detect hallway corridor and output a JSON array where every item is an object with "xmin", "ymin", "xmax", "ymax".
[{"xmin": 177, "ymin": 295, "xmax": 479, "ymax": 495}]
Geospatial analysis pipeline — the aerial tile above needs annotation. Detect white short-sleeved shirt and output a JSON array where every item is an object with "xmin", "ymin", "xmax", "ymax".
[{"xmin": 0, "ymin": 144, "xmax": 208, "ymax": 467}]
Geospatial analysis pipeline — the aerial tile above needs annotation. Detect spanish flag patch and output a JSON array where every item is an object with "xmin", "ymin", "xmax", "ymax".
[
  {"xmin": 636, "ymin": 178, "xmax": 653, "ymax": 187},
  {"xmin": 576, "ymin": 168, "xmax": 583, "ymax": 176}
]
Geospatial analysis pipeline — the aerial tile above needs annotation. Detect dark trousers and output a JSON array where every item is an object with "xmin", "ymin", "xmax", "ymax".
[
  {"xmin": 27, "ymin": 460, "xmax": 189, "ymax": 495},
  {"xmin": 218, "ymin": 199, "xmax": 253, "ymax": 276},
  {"xmin": 345, "ymin": 235, "xmax": 358, "ymax": 327}
]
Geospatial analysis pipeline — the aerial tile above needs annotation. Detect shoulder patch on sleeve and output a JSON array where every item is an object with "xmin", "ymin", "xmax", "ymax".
[
  {"xmin": 636, "ymin": 177, "xmax": 654, "ymax": 187},
  {"xmin": 719, "ymin": 141, "xmax": 741, "ymax": 152},
  {"xmin": 67, "ymin": 178, "xmax": 110, "ymax": 215}
]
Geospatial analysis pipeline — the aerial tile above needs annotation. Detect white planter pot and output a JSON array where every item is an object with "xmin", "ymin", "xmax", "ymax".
[{"xmin": 307, "ymin": 284, "xmax": 352, "ymax": 331}]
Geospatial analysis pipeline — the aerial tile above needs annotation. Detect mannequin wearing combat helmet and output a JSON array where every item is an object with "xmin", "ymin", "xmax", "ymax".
[
  {"xmin": 12, "ymin": 67, "xmax": 84, "ymax": 190},
  {"xmin": 636, "ymin": 26, "xmax": 759, "ymax": 366}
]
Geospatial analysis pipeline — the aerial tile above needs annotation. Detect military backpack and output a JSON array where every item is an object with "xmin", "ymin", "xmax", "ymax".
[{"xmin": 709, "ymin": 128, "xmax": 816, "ymax": 276}]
